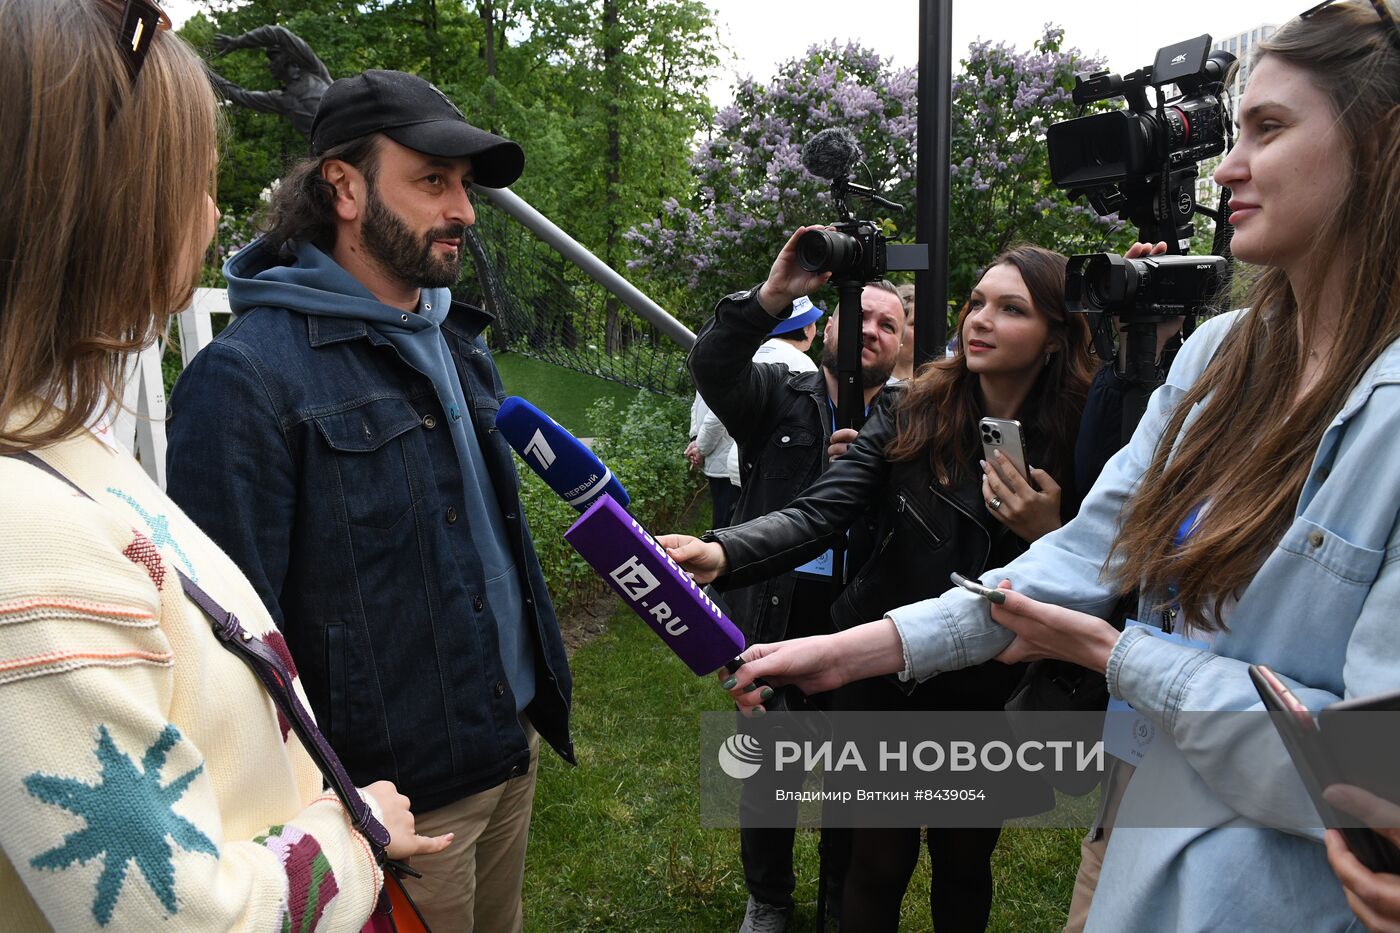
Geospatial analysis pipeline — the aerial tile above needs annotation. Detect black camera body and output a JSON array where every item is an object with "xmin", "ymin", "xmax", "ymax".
[
  {"xmin": 796, "ymin": 217, "xmax": 888, "ymax": 282},
  {"xmin": 793, "ymin": 126, "xmax": 926, "ymax": 431},
  {"xmin": 1046, "ymin": 35, "xmax": 1235, "ymax": 249},
  {"xmin": 1067, "ymin": 253, "xmax": 1229, "ymax": 320},
  {"xmin": 1048, "ymin": 94, "xmax": 1228, "ymax": 191}
]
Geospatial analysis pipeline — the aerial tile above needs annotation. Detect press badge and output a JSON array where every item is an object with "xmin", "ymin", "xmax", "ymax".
[
  {"xmin": 1102, "ymin": 620, "xmax": 1210, "ymax": 765},
  {"xmin": 793, "ymin": 548, "xmax": 842, "ymax": 581}
]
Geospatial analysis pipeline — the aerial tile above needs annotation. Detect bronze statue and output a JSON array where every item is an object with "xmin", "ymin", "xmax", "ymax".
[{"xmin": 207, "ymin": 26, "xmax": 331, "ymax": 139}]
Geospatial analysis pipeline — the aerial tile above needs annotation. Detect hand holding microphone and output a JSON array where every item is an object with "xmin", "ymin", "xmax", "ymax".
[
  {"xmin": 655, "ymin": 534, "xmax": 728, "ymax": 585},
  {"xmin": 498, "ymin": 397, "xmax": 748, "ymax": 678}
]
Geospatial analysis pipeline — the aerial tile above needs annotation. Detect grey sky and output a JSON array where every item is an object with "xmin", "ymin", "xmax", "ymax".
[
  {"xmin": 706, "ymin": 0, "xmax": 1298, "ymax": 99},
  {"xmin": 166, "ymin": 0, "xmax": 1299, "ymax": 101}
]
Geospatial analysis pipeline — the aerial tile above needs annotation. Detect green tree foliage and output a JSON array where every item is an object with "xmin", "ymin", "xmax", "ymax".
[
  {"xmin": 181, "ymin": 0, "xmax": 720, "ymax": 289},
  {"xmin": 947, "ymin": 27, "xmax": 1131, "ymax": 310},
  {"xmin": 519, "ymin": 0, "xmax": 720, "ymax": 350}
]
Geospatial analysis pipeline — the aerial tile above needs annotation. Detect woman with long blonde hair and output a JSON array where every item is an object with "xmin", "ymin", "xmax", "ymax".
[
  {"xmin": 0, "ymin": 1, "xmax": 446, "ymax": 928},
  {"xmin": 715, "ymin": 2, "xmax": 1400, "ymax": 929}
]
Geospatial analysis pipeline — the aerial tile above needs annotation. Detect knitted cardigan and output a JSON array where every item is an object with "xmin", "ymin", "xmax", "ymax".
[{"xmin": 0, "ymin": 414, "xmax": 382, "ymax": 932}]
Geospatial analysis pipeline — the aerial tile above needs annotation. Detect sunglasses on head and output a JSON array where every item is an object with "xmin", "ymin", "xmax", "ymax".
[
  {"xmin": 1298, "ymin": 0, "xmax": 1400, "ymax": 51},
  {"xmin": 97, "ymin": 0, "xmax": 172, "ymax": 85}
]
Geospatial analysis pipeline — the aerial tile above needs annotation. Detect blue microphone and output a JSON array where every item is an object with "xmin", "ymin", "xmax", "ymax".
[{"xmin": 497, "ymin": 396, "xmax": 630, "ymax": 511}]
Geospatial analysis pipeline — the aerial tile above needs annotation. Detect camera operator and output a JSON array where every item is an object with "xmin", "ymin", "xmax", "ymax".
[
  {"xmin": 715, "ymin": 4, "xmax": 1400, "ymax": 930},
  {"xmin": 667, "ymin": 242, "xmax": 1094, "ymax": 932},
  {"xmin": 685, "ymin": 227, "xmax": 901, "ymax": 933},
  {"xmin": 890, "ymin": 284, "xmax": 917, "ymax": 383}
]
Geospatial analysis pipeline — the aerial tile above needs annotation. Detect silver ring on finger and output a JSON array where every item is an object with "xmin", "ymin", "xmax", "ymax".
[{"xmin": 989, "ymin": 496, "xmax": 1002, "ymax": 511}]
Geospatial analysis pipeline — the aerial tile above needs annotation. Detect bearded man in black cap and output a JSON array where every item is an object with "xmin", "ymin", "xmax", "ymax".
[{"xmin": 166, "ymin": 70, "xmax": 573, "ymax": 932}]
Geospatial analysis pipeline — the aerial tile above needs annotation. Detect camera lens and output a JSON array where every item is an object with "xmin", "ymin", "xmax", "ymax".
[
  {"xmin": 1085, "ymin": 277, "xmax": 1112, "ymax": 311},
  {"xmin": 1081, "ymin": 255, "xmax": 1126, "ymax": 313},
  {"xmin": 797, "ymin": 229, "xmax": 862, "ymax": 276},
  {"xmin": 1090, "ymin": 133, "xmax": 1123, "ymax": 168}
]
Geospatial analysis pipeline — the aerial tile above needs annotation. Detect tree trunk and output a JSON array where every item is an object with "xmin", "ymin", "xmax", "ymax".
[
  {"xmin": 424, "ymin": 0, "xmax": 440, "ymax": 84},
  {"xmin": 602, "ymin": 0, "xmax": 626, "ymax": 355},
  {"xmin": 478, "ymin": 0, "xmax": 497, "ymax": 78}
]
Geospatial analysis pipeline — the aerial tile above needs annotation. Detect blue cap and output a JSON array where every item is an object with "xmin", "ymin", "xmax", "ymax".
[{"xmin": 769, "ymin": 296, "xmax": 823, "ymax": 336}]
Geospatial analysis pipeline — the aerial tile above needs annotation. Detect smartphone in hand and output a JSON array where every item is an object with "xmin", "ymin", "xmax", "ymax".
[
  {"xmin": 1250, "ymin": 664, "xmax": 1400, "ymax": 874},
  {"xmin": 950, "ymin": 571, "xmax": 1006, "ymax": 604},
  {"xmin": 980, "ymin": 417, "xmax": 1029, "ymax": 482}
]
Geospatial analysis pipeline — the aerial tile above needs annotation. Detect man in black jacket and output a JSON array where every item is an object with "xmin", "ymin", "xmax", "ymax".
[{"xmin": 688, "ymin": 226, "xmax": 902, "ymax": 933}]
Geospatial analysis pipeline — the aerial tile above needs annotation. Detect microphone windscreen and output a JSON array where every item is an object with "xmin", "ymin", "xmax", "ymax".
[
  {"xmin": 565, "ymin": 494, "xmax": 745, "ymax": 675},
  {"xmin": 801, "ymin": 127, "xmax": 862, "ymax": 180},
  {"xmin": 498, "ymin": 396, "xmax": 630, "ymax": 511}
]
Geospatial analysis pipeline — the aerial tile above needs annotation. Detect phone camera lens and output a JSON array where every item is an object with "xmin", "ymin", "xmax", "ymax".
[{"xmin": 991, "ymin": 430, "xmax": 1002, "ymax": 442}]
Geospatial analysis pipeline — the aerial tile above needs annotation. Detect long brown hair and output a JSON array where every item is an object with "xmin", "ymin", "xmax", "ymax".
[
  {"xmin": 1109, "ymin": 1, "xmax": 1400, "ymax": 629},
  {"xmin": 0, "ymin": 0, "xmax": 218, "ymax": 450},
  {"xmin": 260, "ymin": 135, "xmax": 381, "ymax": 252},
  {"xmin": 886, "ymin": 244, "xmax": 1094, "ymax": 487}
]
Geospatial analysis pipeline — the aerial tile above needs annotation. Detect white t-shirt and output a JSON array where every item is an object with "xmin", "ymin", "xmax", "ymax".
[{"xmin": 753, "ymin": 337, "xmax": 817, "ymax": 373}]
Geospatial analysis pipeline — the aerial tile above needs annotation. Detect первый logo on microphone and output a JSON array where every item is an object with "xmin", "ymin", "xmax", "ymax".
[
  {"xmin": 718, "ymin": 733, "xmax": 763, "ymax": 780},
  {"xmin": 523, "ymin": 428, "xmax": 556, "ymax": 470}
]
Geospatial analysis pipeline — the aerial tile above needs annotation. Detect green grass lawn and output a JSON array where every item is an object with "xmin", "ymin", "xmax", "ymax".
[
  {"xmin": 523, "ymin": 607, "xmax": 1084, "ymax": 932},
  {"xmin": 494, "ymin": 352, "xmax": 644, "ymax": 437}
]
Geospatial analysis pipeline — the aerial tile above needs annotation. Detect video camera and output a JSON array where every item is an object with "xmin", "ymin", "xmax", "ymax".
[
  {"xmin": 794, "ymin": 128, "xmax": 913, "ymax": 285},
  {"xmin": 795, "ymin": 128, "xmax": 926, "ymax": 430},
  {"xmin": 1047, "ymin": 35, "xmax": 1235, "ymax": 253},
  {"xmin": 1046, "ymin": 35, "xmax": 1238, "ymax": 440},
  {"xmin": 797, "ymin": 219, "xmax": 888, "ymax": 285},
  {"xmin": 1066, "ymin": 252, "xmax": 1229, "ymax": 318}
]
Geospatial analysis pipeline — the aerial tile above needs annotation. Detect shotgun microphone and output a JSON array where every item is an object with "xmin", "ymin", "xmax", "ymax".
[{"xmin": 801, "ymin": 127, "xmax": 862, "ymax": 180}]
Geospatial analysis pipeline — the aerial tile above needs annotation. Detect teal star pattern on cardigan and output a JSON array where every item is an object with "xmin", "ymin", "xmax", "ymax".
[
  {"xmin": 24, "ymin": 724, "xmax": 217, "ymax": 925},
  {"xmin": 104, "ymin": 488, "xmax": 198, "ymax": 581}
]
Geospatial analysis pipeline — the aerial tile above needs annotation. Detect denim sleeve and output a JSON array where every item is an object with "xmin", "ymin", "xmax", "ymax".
[
  {"xmin": 165, "ymin": 341, "xmax": 297, "ymax": 629},
  {"xmin": 1107, "ymin": 432, "xmax": 1400, "ymax": 836},
  {"xmin": 888, "ymin": 310, "xmax": 1245, "ymax": 682}
]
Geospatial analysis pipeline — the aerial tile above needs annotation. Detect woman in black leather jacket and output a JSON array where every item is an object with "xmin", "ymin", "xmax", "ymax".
[{"xmin": 663, "ymin": 244, "xmax": 1094, "ymax": 932}]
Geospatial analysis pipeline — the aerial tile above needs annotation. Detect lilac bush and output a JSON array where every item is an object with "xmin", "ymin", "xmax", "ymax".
[
  {"xmin": 947, "ymin": 26, "xmax": 1130, "ymax": 308},
  {"xmin": 625, "ymin": 41, "xmax": 916, "ymax": 323},
  {"xmin": 626, "ymin": 28, "xmax": 1133, "ymax": 324}
]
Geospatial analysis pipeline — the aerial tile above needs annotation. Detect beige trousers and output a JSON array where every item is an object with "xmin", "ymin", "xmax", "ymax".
[
  {"xmin": 1063, "ymin": 761, "xmax": 1133, "ymax": 933},
  {"xmin": 401, "ymin": 723, "xmax": 541, "ymax": 933}
]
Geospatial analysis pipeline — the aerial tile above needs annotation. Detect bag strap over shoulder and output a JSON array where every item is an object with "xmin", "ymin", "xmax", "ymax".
[{"xmin": 4, "ymin": 450, "xmax": 392, "ymax": 859}]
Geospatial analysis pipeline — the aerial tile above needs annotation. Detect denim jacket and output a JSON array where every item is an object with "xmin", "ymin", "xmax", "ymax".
[
  {"xmin": 887, "ymin": 310, "xmax": 1400, "ymax": 931},
  {"xmin": 166, "ymin": 293, "xmax": 574, "ymax": 813}
]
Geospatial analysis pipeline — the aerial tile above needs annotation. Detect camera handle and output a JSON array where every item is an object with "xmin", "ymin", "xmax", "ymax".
[
  {"xmin": 1118, "ymin": 320, "xmax": 1162, "ymax": 446},
  {"xmin": 833, "ymin": 278, "xmax": 868, "ymax": 432}
]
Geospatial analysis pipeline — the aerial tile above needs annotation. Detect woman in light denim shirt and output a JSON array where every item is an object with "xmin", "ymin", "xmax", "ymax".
[{"xmin": 718, "ymin": 3, "xmax": 1400, "ymax": 930}]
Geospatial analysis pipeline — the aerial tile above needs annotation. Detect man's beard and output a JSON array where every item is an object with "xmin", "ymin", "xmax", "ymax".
[
  {"xmin": 821, "ymin": 344, "xmax": 892, "ymax": 389},
  {"xmin": 361, "ymin": 186, "xmax": 466, "ymax": 289}
]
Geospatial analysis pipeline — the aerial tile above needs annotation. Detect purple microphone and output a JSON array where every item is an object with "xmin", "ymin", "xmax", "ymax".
[{"xmin": 564, "ymin": 494, "xmax": 746, "ymax": 676}]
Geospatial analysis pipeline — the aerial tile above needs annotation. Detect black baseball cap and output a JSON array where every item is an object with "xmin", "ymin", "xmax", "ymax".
[{"xmin": 310, "ymin": 70, "xmax": 524, "ymax": 187}]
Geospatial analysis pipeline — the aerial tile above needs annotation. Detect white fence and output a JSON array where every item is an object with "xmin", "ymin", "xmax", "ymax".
[{"xmin": 111, "ymin": 287, "xmax": 231, "ymax": 489}]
